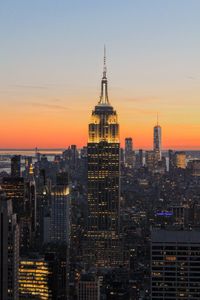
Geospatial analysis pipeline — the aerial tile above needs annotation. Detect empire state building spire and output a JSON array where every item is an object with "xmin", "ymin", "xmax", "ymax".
[
  {"xmin": 87, "ymin": 51, "xmax": 121, "ymax": 268},
  {"xmin": 99, "ymin": 46, "xmax": 109, "ymax": 105}
]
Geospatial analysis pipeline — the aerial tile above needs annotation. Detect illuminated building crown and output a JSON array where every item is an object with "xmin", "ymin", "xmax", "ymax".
[{"xmin": 88, "ymin": 48, "xmax": 119, "ymax": 143}]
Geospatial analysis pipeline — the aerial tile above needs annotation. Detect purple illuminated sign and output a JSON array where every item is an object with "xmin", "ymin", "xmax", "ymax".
[{"xmin": 155, "ymin": 211, "xmax": 173, "ymax": 217}]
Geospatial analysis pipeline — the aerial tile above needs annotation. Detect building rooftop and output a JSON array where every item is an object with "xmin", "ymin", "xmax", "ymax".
[{"xmin": 152, "ymin": 229, "xmax": 200, "ymax": 243}]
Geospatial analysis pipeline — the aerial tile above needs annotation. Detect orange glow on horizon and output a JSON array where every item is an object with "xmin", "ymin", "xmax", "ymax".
[
  {"xmin": 1, "ymin": 121, "xmax": 200, "ymax": 150},
  {"xmin": 1, "ymin": 90, "xmax": 200, "ymax": 150}
]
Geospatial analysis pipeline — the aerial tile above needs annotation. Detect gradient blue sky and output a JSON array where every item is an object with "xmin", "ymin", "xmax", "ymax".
[{"xmin": 0, "ymin": 1, "xmax": 200, "ymax": 148}]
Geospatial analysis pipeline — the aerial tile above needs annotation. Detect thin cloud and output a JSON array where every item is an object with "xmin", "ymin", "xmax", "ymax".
[
  {"xmin": 124, "ymin": 96, "xmax": 159, "ymax": 103},
  {"xmin": 121, "ymin": 108, "xmax": 158, "ymax": 116},
  {"xmin": 50, "ymin": 98, "xmax": 62, "ymax": 103},
  {"xmin": 186, "ymin": 76, "xmax": 198, "ymax": 80},
  {"xmin": 25, "ymin": 102, "xmax": 68, "ymax": 110},
  {"xmin": 130, "ymin": 108, "xmax": 158, "ymax": 115},
  {"xmin": 13, "ymin": 85, "xmax": 48, "ymax": 90}
]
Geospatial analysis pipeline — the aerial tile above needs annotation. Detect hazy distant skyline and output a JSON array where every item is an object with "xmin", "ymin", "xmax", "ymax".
[{"xmin": 0, "ymin": 0, "xmax": 200, "ymax": 149}]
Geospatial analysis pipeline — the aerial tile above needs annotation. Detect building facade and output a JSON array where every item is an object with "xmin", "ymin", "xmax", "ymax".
[
  {"xmin": 50, "ymin": 185, "xmax": 70, "ymax": 244},
  {"xmin": 1, "ymin": 176, "xmax": 25, "ymax": 217},
  {"xmin": 86, "ymin": 50, "xmax": 121, "ymax": 267},
  {"xmin": 77, "ymin": 274, "xmax": 100, "ymax": 300},
  {"xmin": 19, "ymin": 256, "xmax": 52, "ymax": 299},
  {"xmin": 151, "ymin": 229, "xmax": 200, "ymax": 300},
  {"xmin": 11, "ymin": 155, "xmax": 21, "ymax": 177},
  {"xmin": 153, "ymin": 119, "xmax": 162, "ymax": 161},
  {"xmin": 0, "ymin": 191, "xmax": 19, "ymax": 300},
  {"xmin": 49, "ymin": 173, "xmax": 70, "ymax": 245},
  {"xmin": 125, "ymin": 137, "xmax": 134, "ymax": 167},
  {"xmin": 175, "ymin": 151, "xmax": 186, "ymax": 169}
]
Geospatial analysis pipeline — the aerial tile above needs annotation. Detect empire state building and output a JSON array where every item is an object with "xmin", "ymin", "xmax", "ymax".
[{"xmin": 86, "ymin": 50, "xmax": 121, "ymax": 268}]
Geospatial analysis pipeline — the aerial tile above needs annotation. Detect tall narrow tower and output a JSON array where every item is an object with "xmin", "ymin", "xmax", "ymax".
[
  {"xmin": 125, "ymin": 137, "xmax": 134, "ymax": 167},
  {"xmin": 0, "ymin": 190, "xmax": 19, "ymax": 300},
  {"xmin": 86, "ymin": 49, "xmax": 121, "ymax": 268},
  {"xmin": 153, "ymin": 114, "xmax": 162, "ymax": 161}
]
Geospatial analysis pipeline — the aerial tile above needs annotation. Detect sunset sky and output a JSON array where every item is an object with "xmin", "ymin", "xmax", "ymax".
[{"xmin": 0, "ymin": 0, "xmax": 200, "ymax": 149}]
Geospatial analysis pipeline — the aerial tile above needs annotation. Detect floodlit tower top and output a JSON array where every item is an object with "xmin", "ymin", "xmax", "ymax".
[{"xmin": 99, "ymin": 45, "xmax": 109, "ymax": 105}]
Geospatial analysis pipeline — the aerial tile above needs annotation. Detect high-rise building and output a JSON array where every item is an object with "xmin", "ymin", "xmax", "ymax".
[
  {"xmin": 151, "ymin": 229, "xmax": 200, "ymax": 300},
  {"xmin": 19, "ymin": 256, "xmax": 52, "ymax": 299},
  {"xmin": 36, "ymin": 182, "xmax": 51, "ymax": 246},
  {"xmin": 11, "ymin": 155, "xmax": 21, "ymax": 177},
  {"xmin": 86, "ymin": 49, "xmax": 121, "ymax": 267},
  {"xmin": 0, "ymin": 190, "xmax": 19, "ymax": 300},
  {"xmin": 125, "ymin": 137, "xmax": 134, "ymax": 167},
  {"xmin": 175, "ymin": 151, "xmax": 186, "ymax": 169},
  {"xmin": 188, "ymin": 159, "xmax": 200, "ymax": 176},
  {"xmin": 168, "ymin": 149, "xmax": 175, "ymax": 172},
  {"xmin": 1, "ymin": 175, "xmax": 36, "ymax": 255},
  {"xmin": 63, "ymin": 145, "xmax": 79, "ymax": 170},
  {"xmin": 1, "ymin": 176, "xmax": 25, "ymax": 217},
  {"xmin": 24, "ymin": 164, "xmax": 37, "ymax": 240},
  {"xmin": 145, "ymin": 151, "xmax": 156, "ymax": 171},
  {"xmin": 153, "ymin": 116, "xmax": 162, "ymax": 161},
  {"xmin": 138, "ymin": 149, "xmax": 143, "ymax": 167},
  {"xmin": 77, "ymin": 274, "xmax": 100, "ymax": 300},
  {"xmin": 50, "ymin": 173, "xmax": 70, "ymax": 244},
  {"xmin": 80, "ymin": 146, "xmax": 87, "ymax": 159}
]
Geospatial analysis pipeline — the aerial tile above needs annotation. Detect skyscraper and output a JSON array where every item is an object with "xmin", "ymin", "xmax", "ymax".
[
  {"xmin": 86, "ymin": 49, "xmax": 121, "ymax": 267},
  {"xmin": 153, "ymin": 115, "xmax": 162, "ymax": 161},
  {"xmin": 19, "ymin": 255, "xmax": 52, "ymax": 299},
  {"xmin": 125, "ymin": 137, "xmax": 134, "ymax": 168},
  {"xmin": 168, "ymin": 149, "xmax": 175, "ymax": 172},
  {"xmin": 145, "ymin": 150, "xmax": 156, "ymax": 171},
  {"xmin": 175, "ymin": 151, "xmax": 187, "ymax": 169},
  {"xmin": 1, "ymin": 176, "xmax": 25, "ymax": 217},
  {"xmin": 138, "ymin": 149, "xmax": 143, "ymax": 167},
  {"xmin": 151, "ymin": 229, "xmax": 200, "ymax": 300},
  {"xmin": 11, "ymin": 155, "xmax": 21, "ymax": 177},
  {"xmin": 77, "ymin": 274, "xmax": 100, "ymax": 300},
  {"xmin": 0, "ymin": 190, "xmax": 19, "ymax": 300},
  {"xmin": 24, "ymin": 164, "xmax": 37, "ymax": 240},
  {"xmin": 50, "ymin": 173, "xmax": 70, "ymax": 244}
]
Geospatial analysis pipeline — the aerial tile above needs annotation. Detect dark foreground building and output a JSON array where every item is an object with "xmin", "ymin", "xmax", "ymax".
[
  {"xmin": 0, "ymin": 190, "xmax": 19, "ymax": 300},
  {"xmin": 151, "ymin": 229, "xmax": 200, "ymax": 300}
]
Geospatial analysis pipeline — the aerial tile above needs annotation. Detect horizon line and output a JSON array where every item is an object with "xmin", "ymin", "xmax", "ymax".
[{"xmin": 0, "ymin": 148, "xmax": 200, "ymax": 151}]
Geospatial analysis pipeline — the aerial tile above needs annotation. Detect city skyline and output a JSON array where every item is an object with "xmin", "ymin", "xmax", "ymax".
[
  {"xmin": 1, "ymin": 2, "xmax": 200, "ymax": 299},
  {"xmin": 1, "ymin": 1, "xmax": 200, "ymax": 149}
]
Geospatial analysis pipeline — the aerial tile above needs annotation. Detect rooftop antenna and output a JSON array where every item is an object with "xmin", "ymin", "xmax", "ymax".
[
  {"xmin": 103, "ymin": 44, "xmax": 107, "ymax": 78},
  {"xmin": 99, "ymin": 45, "xmax": 109, "ymax": 105}
]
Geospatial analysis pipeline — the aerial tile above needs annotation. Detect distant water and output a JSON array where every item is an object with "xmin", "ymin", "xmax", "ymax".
[
  {"xmin": 0, "ymin": 149, "xmax": 64, "ymax": 157},
  {"xmin": 0, "ymin": 149, "xmax": 65, "ymax": 173},
  {"xmin": 0, "ymin": 149, "xmax": 200, "ymax": 174}
]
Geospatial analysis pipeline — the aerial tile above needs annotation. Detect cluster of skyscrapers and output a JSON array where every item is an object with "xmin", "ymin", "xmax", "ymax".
[{"xmin": 0, "ymin": 54, "xmax": 200, "ymax": 299}]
